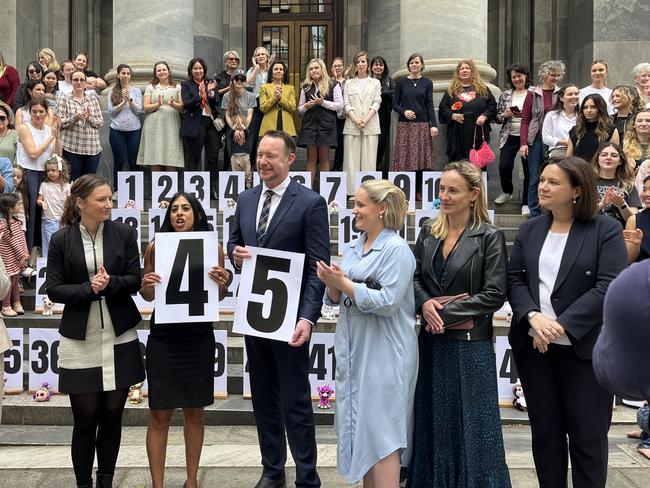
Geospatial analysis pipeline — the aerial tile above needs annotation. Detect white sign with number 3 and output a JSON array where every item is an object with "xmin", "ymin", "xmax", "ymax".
[
  {"xmin": 154, "ymin": 231, "xmax": 220, "ymax": 324},
  {"xmin": 233, "ymin": 246, "xmax": 305, "ymax": 342}
]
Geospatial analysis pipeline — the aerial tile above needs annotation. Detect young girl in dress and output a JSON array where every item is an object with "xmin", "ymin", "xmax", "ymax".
[
  {"xmin": 0, "ymin": 192, "xmax": 30, "ymax": 317},
  {"xmin": 12, "ymin": 166, "xmax": 27, "ymax": 232},
  {"xmin": 37, "ymin": 155, "xmax": 71, "ymax": 258}
]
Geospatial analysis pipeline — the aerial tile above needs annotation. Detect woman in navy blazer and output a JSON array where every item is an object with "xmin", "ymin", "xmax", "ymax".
[
  {"xmin": 180, "ymin": 57, "xmax": 220, "ymax": 196},
  {"xmin": 507, "ymin": 157, "xmax": 627, "ymax": 488},
  {"xmin": 46, "ymin": 174, "xmax": 144, "ymax": 488}
]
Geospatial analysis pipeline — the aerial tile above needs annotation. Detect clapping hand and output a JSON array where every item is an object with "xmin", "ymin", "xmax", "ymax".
[
  {"xmin": 91, "ymin": 266, "xmax": 110, "ymax": 294},
  {"xmin": 274, "ymin": 85, "xmax": 282, "ymax": 100},
  {"xmin": 121, "ymin": 88, "xmax": 129, "ymax": 101},
  {"xmin": 310, "ymin": 93, "xmax": 324, "ymax": 106},
  {"xmin": 316, "ymin": 261, "xmax": 346, "ymax": 290}
]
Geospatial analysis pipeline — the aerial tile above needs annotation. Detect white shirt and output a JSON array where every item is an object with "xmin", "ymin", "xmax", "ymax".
[
  {"xmin": 529, "ymin": 230, "xmax": 572, "ymax": 345},
  {"xmin": 579, "ymin": 85, "xmax": 614, "ymax": 115},
  {"xmin": 542, "ymin": 110, "xmax": 577, "ymax": 150},
  {"xmin": 255, "ymin": 175, "xmax": 292, "ymax": 234}
]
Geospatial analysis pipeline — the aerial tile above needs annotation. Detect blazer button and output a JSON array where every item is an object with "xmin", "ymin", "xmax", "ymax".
[{"xmin": 585, "ymin": 271, "xmax": 592, "ymax": 276}]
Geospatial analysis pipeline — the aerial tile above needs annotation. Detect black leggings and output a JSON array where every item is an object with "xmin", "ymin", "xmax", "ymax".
[{"xmin": 69, "ymin": 388, "xmax": 129, "ymax": 485}]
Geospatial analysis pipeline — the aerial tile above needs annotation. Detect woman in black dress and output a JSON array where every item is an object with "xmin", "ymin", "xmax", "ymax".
[
  {"xmin": 371, "ymin": 55, "xmax": 395, "ymax": 177},
  {"xmin": 141, "ymin": 192, "xmax": 230, "ymax": 488},
  {"xmin": 439, "ymin": 59, "xmax": 497, "ymax": 162},
  {"xmin": 566, "ymin": 93, "xmax": 619, "ymax": 162},
  {"xmin": 47, "ymin": 174, "xmax": 145, "ymax": 488}
]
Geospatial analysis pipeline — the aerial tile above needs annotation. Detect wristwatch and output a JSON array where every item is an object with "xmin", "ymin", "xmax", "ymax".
[
  {"xmin": 527, "ymin": 311, "xmax": 539, "ymax": 320},
  {"xmin": 620, "ymin": 202, "xmax": 628, "ymax": 210}
]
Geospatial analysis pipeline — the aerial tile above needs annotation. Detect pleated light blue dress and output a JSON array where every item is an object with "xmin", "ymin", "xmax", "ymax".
[{"xmin": 327, "ymin": 228, "xmax": 418, "ymax": 483}]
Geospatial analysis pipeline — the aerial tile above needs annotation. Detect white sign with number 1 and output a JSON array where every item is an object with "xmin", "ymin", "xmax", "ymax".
[
  {"xmin": 154, "ymin": 231, "xmax": 220, "ymax": 324},
  {"xmin": 233, "ymin": 246, "xmax": 305, "ymax": 342}
]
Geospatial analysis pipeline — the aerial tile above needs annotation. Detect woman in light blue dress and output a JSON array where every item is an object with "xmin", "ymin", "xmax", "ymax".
[{"xmin": 317, "ymin": 179, "xmax": 418, "ymax": 487}]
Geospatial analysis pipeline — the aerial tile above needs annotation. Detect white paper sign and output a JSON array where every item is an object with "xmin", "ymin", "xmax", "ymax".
[
  {"xmin": 205, "ymin": 208, "xmax": 217, "ymax": 232},
  {"xmin": 147, "ymin": 208, "xmax": 168, "ymax": 241},
  {"xmin": 233, "ymin": 246, "xmax": 305, "ymax": 342},
  {"xmin": 414, "ymin": 209, "xmax": 438, "ymax": 242},
  {"xmin": 319, "ymin": 171, "xmax": 346, "ymax": 206},
  {"xmin": 117, "ymin": 171, "xmax": 144, "ymax": 210},
  {"xmin": 154, "ymin": 231, "xmax": 220, "ymax": 324},
  {"xmin": 308, "ymin": 332, "xmax": 336, "ymax": 400},
  {"xmin": 220, "ymin": 272, "xmax": 240, "ymax": 312},
  {"xmin": 354, "ymin": 171, "xmax": 382, "ymax": 191},
  {"xmin": 253, "ymin": 171, "xmax": 312, "ymax": 189},
  {"xmin": 388, "ymin": 172, "xmax": 416, "ymax": 210},
  {"xmin": 29, "ymin": 328, "xmax": 60, "ymax": 392},
  {"xmin": 36, "ymin": 258, "xmax": 64, "ymax": 313},
  {"xmin": 136, "ymin": 330, "xmax": 150, "ymax": 391},
  {"xmin": 151, "ymin": 171, "xmax": 179, "ymax": 207},
  {"xmin": 111, "ymin": 208, "xmax": 141, "ymax": 251},
  {"xmin": 3, "ymin": 328, "xmax": 23, "ymax": 392},
  {"xmin": 421, "ymin": 171, "xmax": 488, "ymax": 210},
  {"xmin": 183, "ymin": 171, "xmax": 211, "ymax": 208},
  {"xmin": 495, "ymin": 336, "xmax": 521, "ymax": 404},
  {"xmin": 337, "ymin": 209, "xmax": 360, "ymax": 255},
  {"xmin": 213, "ymin": 330, "xmax": 228, "ymax": 398},
  {"xmin": 132, "ymin": 258, "xmax": 153, "ymax": 310},
  {"xmin": 218, "ymin": 172, "xmax": 246, "ymax": 210}
]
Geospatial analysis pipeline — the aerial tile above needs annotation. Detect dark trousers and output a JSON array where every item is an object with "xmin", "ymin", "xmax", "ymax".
[
  {"xmin": 248, "ymin": 103, "xmax": 263, "ymax": 168},
  {"xmin": 23, "ymin": 168, "xmax": 43, "ymax": 250},
  {"xmin": 526, "ymin": 137, "xmax": 545, "ymax": 216},
  {"xmin": 245, "ymin": 335, "xmax": 320, "ymax": 487},
  {"xmin": 109, "ymin": 127, "xmax": 142, "ymax": 189},
  {"xmin": 513, "ymin": 339, "xmax": 612, "ymax": 488},
  {"xmin": 499, "ymin": 135, "xmax": 529, "ymax": 203},
  {"xmin": 332, "ymin": 117, "xmax": 345, "ymax": 171},
  {"xmin": 63, "ymin": 150, "xmax": 101, "ymax": 181},
  {"xmin": 183, "ymin": 116, "xmax": 221, "ymax": 194},
  {"xmin": 376, "ymin": 124, "xmax": 391, "ymax": 177}
]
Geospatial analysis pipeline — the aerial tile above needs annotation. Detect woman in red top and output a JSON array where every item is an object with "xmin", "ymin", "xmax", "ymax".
[{"xmin": 0, "ymin": 51, "xmax": 20, "ymax": 108}]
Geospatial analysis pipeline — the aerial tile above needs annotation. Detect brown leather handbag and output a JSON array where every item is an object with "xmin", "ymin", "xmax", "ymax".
[{"xmin": 437, "ymin": 293, "xmax": 475, "ymax": 330}]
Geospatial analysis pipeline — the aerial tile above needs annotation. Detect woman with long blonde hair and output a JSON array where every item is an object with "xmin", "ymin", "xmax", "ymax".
[
  {"xmin": 246, "ymin": 46, "xmax": 275, "ymax": 163},
  {"xmin": 410, "ymin": 161, "xmax": 511, "ymax": 487},
  {"xmin": 439, "ymin": 59, "xmax": 496, "ymax": 162},
  {"xmin": 297, "ymin": 58, "xmax": 343, "ymax": 187},
  {"xmin": 37, "ymin": 48, "xmax": 61, "ymax": 74},
  {"xmin": 610, "ymin": 85, "xmax": 645, "ymax": 141},
  {"xmin": 623, "ymin": 109, "xmax": 650, "ymax": 169}
]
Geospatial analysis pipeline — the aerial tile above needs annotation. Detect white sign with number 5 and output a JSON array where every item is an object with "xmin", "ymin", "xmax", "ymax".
[
  {"xmin": 233, "ymin": 246, "xmax": 305, "ymax": 342},
  {"xmin": 154, "ymin": 231, "xmax": 220, "ymax": 324}
]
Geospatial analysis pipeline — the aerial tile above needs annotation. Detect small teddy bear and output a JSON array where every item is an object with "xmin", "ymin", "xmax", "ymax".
[
  {"xmin": 513, "ymin": 384, "xmax": 527, "ymax": 412},
  {"xmin": 128, "ymin": 382, "xmax": 144, "ymax": 404},
  {"xmin": 328, "ymin": 200, "xmax": 339, "ymax": 214},
  {"xmin": 158, "ymin": 200, "xmax": 169, "ymax": 209},
  {"xmin": 33, "ymin": 382, "xmax": 53, "ymax": 402},
  {"xmin": 226, "ymin": 198, "xmax": 237, "ymax": 209},
  {"xmin": 317, "ymin": 385, "xmax": 334, "ymax": 409},
  {"xmin": 42, "ymin": 296, "xmax": 55, "ymax": 316},
  {"xmin": 124, "ymin": 199, "xmax": 137, "ymax": 209}
]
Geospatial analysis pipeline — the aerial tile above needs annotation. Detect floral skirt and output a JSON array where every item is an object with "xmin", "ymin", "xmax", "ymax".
[{"xmin": 392, "ymin": 121, "xmax": 435, "ymax": 171}]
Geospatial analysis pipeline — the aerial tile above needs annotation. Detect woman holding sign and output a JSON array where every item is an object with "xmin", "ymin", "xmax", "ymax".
[
  {"xmin": 317, "ymin": 179, "xmax": 418, "ymax": 487},
  {"xmin": 140, "ymin": 191, "xmax": 230, "ymax": 488},
  {"xmin": 409, "ymin": 161, "xmax": 511, "ymax": 487},
  {"xmin": 46, "ymin": 174, "xmax": 145, "ymax": 488}
]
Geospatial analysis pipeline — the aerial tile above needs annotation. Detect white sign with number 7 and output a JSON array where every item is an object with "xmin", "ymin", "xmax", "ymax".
[
  {"xmin": 154, "ymin": 231, "xmax": 220, "ymax": 324},
  {"xmin": 233, "ymin": 246, "xmax": 305, "ymax": 342}
]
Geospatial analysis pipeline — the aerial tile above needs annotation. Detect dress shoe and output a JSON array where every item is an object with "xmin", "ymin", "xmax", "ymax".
[{"xmin": 253, "ymin": 474, "xmax": 287, "ymax": 488}]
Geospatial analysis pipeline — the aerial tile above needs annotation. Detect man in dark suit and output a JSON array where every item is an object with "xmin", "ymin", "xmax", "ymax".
[{"xmin": 228, "ymin": 130, "xmax": 330, "ymax": 488}]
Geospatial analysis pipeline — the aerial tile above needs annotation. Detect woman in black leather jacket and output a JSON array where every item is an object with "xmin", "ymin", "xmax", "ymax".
[{"xmin": 408, "ymin": 161, "xmax": 511, "ymax": 488}]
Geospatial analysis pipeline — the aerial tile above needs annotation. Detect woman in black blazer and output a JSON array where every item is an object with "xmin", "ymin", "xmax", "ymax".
[
  {"xmin": 180, "ymin": 57, "xmax": 220, "ymax": 196},
  {"xmin": 507, "ymin": 157, "xmax": 628, "ymax": 488},
  {"xmin": 47, "ymin": 174, "xmax": 144, "ymax": 488}
]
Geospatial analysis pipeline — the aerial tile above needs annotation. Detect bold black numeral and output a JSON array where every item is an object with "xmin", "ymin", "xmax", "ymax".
[
  {"xmin": 393, "ymin": 174, "xmax": 410, "ymax": 200},
  {"xmin": 292, "ymin": 174, "xmax": 306, "ymax": 185},
  {"xmin": 361, "ymin": 174, "xmax": 376, "ymax": 183},
  {"xmin": 341, "ymin": 215, "xmax": 359, "ymax": 243},
  {"xmin": 38, "ymin": 266, "xmax": 47, "ymax": 295},
  {"xmin": 499, "ymin": 349, "xmax": 519, "ymax": 384},
  {"xmin": 424, "ymin": 177, "xmax": 434, "ymax": 203},
  {"xmin": 158, "ymin": 175, "xmax": 173, "ymax": 202},
  {"xmin": 151, "ymin": 215, "xmax": 162, "ymax": 234},
  {"xmin": 328, "ymin": 345, "xmax": 336, "ymax": 380},
  {"xmin": 166, "ymin": 239, "xmax": 209, "ymax": 316},
  {"xmin": 224, "ymin": 175, "xmax": 239, "ymax": 200},
  {"xmin": 246, "ymin": 255, "xmax": 290, "ymax": 332},
  {"xmin": 190, "ymin": 175, "xmax": 205, "ymax": 202},
  {"xmin": 3, "ymin": 339, "xmax": 21, "ymax": 374},
  {"xmin": 326, "ymin": 176, "xmax": 340, "ymax": 204},
  {"xmin": 115, "ymin": 216, "xmax": 138, "ymax": 229},
  {"xmin": 310, "ymin": 343, "xmax": 326, "ymax": 380},
  {"xmin": 125, "ymin": 174, "xmax": 136, "ymax": 201},
  {"xmin": 31, "ymin": 340, "xmax": 59, "ymax": 374},
  {"xmin": 214, "ymin": 342, "xmax": 225, "ymax": 377}
]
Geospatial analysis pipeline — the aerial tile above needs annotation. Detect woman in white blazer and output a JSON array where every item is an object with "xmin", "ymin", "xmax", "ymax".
[
  {"xmin": 0, "ymin": 255, "xmax": 14, "ymax": 422},
  {"xmin": 343, "ymin": 51, "xmax": 382, "ymax": 196}
]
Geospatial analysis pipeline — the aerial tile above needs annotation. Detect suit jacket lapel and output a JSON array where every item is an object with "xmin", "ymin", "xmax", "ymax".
[
  {"xmin": 552, "ymin": 219, "xmax": 588, "ymax": 294},
  {"xmin": 526, "ymin": 214, "xmax": 552, "ymax": 305},
  {"xmin": 258, "ymin": 180, "xmax": 297, "ymax": 246},
  {"xmin": 247, "ymin": 185, "xmax": 263, "ymax": 245}
]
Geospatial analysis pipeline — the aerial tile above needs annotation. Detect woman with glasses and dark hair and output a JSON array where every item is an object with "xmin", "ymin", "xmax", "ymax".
[
  {"xmin": 566, "ymin": 93, "xmax": 619, "ymax": 162},
  {"xmin": 181, "ymin": 57, "xmax": 220, "ymax": 194},
  {"xmin": 259, "ymin": 61, "xmax": 297, "ymax": 138},
  {"xmin": 494, "ymin": 63, "xmax": 532, "ymax": 209},
  {"xmin": 370, "ymin": 55, "xmax": 395, "ymax": 176},
  {"xmin": 12, "ymin": 61, "xmax": 43, "ymax": 111},
  {"xmin": 508, "ymin": 157, "xmax": 627, "ymax": 488},
  {"xmin": 138, "ymin": 61, "xmax": 184, "ymax": 171},
  {"xmin": 140, "ymin": 192, "xmax": 230, "ymax": 488}
]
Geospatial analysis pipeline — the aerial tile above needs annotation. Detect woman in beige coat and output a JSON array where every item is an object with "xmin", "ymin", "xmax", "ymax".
[
  {"xmin": 343, "ymin": 51, "xmax": 382, "ymax": 196},
  {"xmin": 0, "ymin": 255, "xmax": 14, "ymax": 422}
]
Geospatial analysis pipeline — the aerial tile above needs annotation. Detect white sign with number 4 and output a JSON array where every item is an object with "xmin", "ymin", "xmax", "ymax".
[
  {"xmin": 154, "ymin": 231, "xmax": 220, "ymax": 324},
  {"xmin": 233, "ymin": 246, "xmax": 305, "ymax": 342}
]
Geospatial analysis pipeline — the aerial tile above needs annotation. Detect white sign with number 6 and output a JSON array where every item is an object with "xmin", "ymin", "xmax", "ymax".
[
  {"xmin": 154, "ymin": 231, "xmax": 220, "ymax": 324},
  {"xmin": 233, "ymin": 246, "xmax": 305, "ymax": 342},
  {"xmin": 29, "ymin": 328, "xmax": 60, "ymax": 392}
]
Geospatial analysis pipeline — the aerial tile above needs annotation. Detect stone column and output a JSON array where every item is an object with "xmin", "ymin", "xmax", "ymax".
[{"xmin": 106, "ymin": 0, "xmax": 195, "ymax": 87}]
